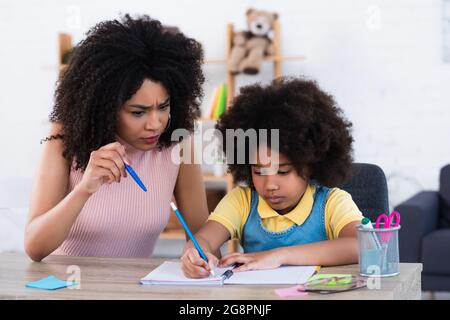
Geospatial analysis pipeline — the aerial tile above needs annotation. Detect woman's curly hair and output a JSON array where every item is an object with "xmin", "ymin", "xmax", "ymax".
[
  {"xmin": 48, "ymin": 14, "xmax": 204, "ymax": 171},
  {"xmin": 215, "ymin": 77, "xmax": 354, "ymax": 187}
]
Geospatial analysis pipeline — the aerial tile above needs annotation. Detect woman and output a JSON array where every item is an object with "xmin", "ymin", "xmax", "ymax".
[{"xmin": 25, "ymin": 14, "xmax": 209, "ymax": 261}]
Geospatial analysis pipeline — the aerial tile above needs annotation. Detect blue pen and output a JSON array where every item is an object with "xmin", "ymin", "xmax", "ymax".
[
  {"xmin": 125, "ymin": 164, "xmax": 147, "ymax": 192},
  {"xmin": 170, "ymin": 202, "xmax": 215, "ymax": 276}
]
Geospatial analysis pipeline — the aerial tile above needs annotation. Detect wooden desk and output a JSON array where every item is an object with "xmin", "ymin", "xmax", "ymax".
[{"xmin": 0, "ymin": 253, "xmax": 422, "ymax": 300}]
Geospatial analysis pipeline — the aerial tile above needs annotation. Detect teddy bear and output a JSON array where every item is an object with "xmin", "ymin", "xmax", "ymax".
[{"xmin": 228, "ymin": 8, "xmax": 278, "ymax": 75}]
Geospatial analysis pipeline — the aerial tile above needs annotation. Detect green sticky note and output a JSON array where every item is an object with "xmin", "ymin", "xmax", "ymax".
[{"xmin": 308, "ymin": 274, "xmax": 353, "ymax": 287}]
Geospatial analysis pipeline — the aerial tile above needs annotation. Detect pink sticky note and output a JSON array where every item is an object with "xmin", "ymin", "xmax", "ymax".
[{"xmin": 275, "ymin": 285, "xmax": 308, "ymax": 298}]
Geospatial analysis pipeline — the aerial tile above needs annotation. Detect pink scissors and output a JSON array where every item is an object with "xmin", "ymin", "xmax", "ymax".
[{"xmin": 375, "ymin": 211, "xmax": 401, "ymax": 243}]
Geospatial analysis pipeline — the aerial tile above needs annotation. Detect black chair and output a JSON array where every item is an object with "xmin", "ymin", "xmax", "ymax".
[
  {"xmin": 394, "ymin": 164, "xmax": 450, "ymax": 292},
  {"xmin": 339, "ymin": 163, "xmax": 390, "ymax": 222}
]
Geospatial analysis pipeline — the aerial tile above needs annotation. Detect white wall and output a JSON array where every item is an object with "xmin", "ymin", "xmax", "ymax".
[{"xmin": 1, "ymin": 0, "xmax": 450, "ymax": 211}]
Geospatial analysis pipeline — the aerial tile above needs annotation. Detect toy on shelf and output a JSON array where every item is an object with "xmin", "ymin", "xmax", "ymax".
[{"xmin": 228, "ymin": 8, "xmax": 278, "ymax": 75}]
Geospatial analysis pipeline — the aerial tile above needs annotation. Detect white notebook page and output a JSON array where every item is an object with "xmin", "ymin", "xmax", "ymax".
[{"xmin": 140, "ymin": 261, "xmax": 317, "ymax": 285}]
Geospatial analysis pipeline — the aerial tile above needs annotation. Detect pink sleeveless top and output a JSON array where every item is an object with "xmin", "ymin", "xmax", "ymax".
[{"xmin": 52, "ymin": 143, "xmax": 180, "ymax": 258}]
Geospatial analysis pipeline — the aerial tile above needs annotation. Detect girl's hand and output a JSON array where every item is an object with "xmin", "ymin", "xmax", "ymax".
[
  {"xmin": 181, "ymin": 247, "xmax": 219, "ymax": 278},
  {"xmin": 219, "ymin": 250, "xmax": 283, "ymax": 272},
  {"xmin": 77, "ymin": 142, "xmax": 131, "ymax": 195}
]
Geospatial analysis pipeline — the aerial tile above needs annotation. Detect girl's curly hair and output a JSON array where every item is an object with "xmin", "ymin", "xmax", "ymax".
[
  {"xmin": 49, "ymin": 14, "xmax": 204, "ymax": 171},
  {"xmin": 215, "ymin": 77, "xmax": 354, "ymax": 187}
]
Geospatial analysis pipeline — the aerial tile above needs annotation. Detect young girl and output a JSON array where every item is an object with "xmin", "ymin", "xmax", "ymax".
[
  {"xmin": 25, "ymin": 15, "xmax": 209, "ymax": 261},
  {"xmin": 181, "ymin": 78, "xmax": 362, "ymax": 278}
]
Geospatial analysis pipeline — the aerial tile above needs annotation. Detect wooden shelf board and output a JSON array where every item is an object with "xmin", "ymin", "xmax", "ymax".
[{"xmin": 203, "ymin": 55, "xmax": 306, "ymax": 65}]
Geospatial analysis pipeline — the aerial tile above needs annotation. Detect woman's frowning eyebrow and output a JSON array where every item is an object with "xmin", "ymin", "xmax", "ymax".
[{"xmin": 128, "ymin": 96, "xmax": 170, "ymax": 110}]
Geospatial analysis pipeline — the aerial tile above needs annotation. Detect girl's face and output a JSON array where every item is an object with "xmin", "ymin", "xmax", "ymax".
[
  {"xmin": 251, "ymin": 146, "xmax": 308, "ymax": 215},
  {"xmin": 117, "ymin": 79, "xmax": 170, "ymax": 151}
]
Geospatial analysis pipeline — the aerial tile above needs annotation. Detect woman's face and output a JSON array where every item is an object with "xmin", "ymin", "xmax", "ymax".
[{"xmin": 117, "ymin": 79, "xmax": 170, "ymax": 151}]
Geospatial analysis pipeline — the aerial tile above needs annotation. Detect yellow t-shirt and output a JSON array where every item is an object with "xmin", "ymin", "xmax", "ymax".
[{"xmin": 208, "ymin": 185, "xmax": 363, "ymax": 241}]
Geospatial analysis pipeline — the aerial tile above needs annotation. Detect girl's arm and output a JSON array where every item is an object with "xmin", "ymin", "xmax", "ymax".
[
  {"xmin": 183, "ymin": 220, "xmax": 231, "ymax": 255},
  {"xmin": 278, "ymin": 221, "xmax": 359, "ymax": 266},
  {"xmin": 181, "ymin": 220, "xmax": 231, "ymax": 278},
  {"xmin": 220, "ymin": 221, "xmax": 360, "ymax": 271}
]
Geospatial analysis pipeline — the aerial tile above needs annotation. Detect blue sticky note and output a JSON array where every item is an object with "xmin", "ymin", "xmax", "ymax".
[{"xmin": 26, "ymin": 276, "xmax": 78, "ymax": 290}]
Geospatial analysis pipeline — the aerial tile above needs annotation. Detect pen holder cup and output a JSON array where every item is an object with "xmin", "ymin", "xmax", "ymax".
[{"xmin": 357, "ymin": 223, "xmax": 401, "ymax": 277}]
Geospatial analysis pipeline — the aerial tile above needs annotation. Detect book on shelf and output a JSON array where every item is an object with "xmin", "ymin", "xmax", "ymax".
[
  {"xmin": 206, "ymin": 86, "xmax": 219, "ymax": 119},
  {"xmin": 213, "ymin": 83, "xmax": 227, "ymax": 119},
  {"xmin": 203, "ymin": 83, "xmax": 228, "ymax": 120}
]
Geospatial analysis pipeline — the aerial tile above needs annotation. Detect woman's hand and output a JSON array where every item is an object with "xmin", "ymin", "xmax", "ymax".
[
  {"xmin": 181, "ymin": 247, "xmax": 219, "ymax": 278},
  {"xmin": 77, "ymin": 142, "xmax": 131, "ymax": 195},
  {"xmin": 219, "ymin": 250, "xmax": 283, "ymax": 272}
]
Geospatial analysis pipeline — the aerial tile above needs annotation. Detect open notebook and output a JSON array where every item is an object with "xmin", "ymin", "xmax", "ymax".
[{"xmin": 140, "ymin": 261, "xmax": 319, "ymax": 286}]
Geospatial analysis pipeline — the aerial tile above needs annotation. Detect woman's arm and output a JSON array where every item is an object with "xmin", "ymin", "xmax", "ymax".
[
  {"xmin": 25, "ymin": 124, "xmax": 130, "ymax": 262},
  {"xmin": 172, "ymin": 136, "xmax": 213, "ymax": 245},
  {"xmin": 173, "ymin": 161, "xmax": 212, "ymax": 247},
  {"xmin": 25, "ymin": 123, "xmax": 90, "ymax": 261},
  {"xmin": 220, "ymin": 221, "xmax": 360, "ymax": 271}
]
